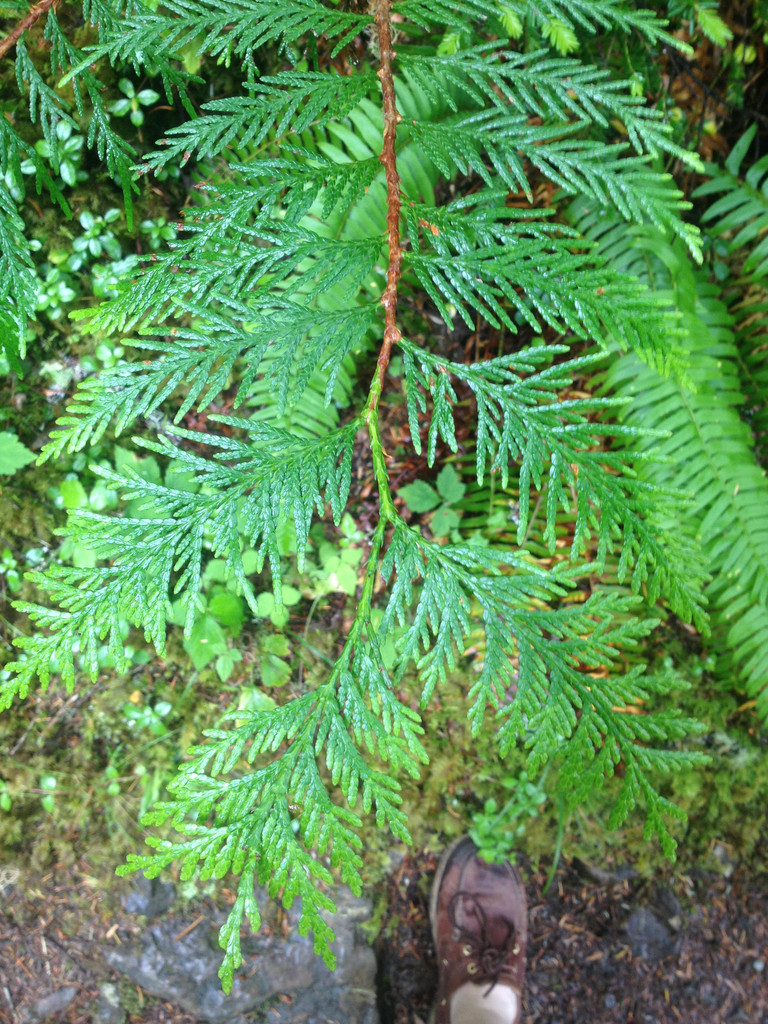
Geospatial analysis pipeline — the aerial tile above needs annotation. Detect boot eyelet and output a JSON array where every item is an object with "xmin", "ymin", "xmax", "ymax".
[
  {"xmin": 461, "ymin": 944, "xmax": 472, "ymax": 956},
  {"xmin": 467, "ymin": 962, "xmax": 477, "ymax": 974},
  {"xmin": 452, "ymin": 929, "xmax": 460, "ymax": 942},
  {"xmin": 512, "ymin": 943, "xmax": 520, "ymax": 955}
]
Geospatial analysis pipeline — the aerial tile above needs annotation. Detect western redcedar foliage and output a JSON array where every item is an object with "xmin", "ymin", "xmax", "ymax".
[{"xmin": 2, "ymin": 0, "xmax": 713, "ymax": 988}]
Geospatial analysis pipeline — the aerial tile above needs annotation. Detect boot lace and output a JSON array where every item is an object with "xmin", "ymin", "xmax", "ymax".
[{"xmin": 447, "ymin": 890, "xmax": 519, "ymax": 996}]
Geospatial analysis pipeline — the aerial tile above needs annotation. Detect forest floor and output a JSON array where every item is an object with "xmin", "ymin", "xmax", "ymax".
[
  {"xmin": 1, "ymin": 847, "xmax": 767, "ymax": 1024},
  {"xmin": 378, "ymin": 850, "xmax": 768, "ymax": 1024}
]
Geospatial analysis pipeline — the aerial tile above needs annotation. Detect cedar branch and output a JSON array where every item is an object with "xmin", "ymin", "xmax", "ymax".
[
  {"xmin": 368, "ymin": 0, "xmax": 402, "ymax": 411},
  {"xmin": 0, "ymin": 0, "xmax": 57, "ymax": 61}
]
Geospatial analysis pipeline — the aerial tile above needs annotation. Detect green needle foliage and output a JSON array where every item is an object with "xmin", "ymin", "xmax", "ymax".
[{"xmin": 2, "ymin": 0, "xmax": 711, "ymax": 988}]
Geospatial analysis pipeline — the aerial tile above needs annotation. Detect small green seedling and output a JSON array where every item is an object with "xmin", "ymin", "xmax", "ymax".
[
  {"xmin": 400, "ymin": 465, "xmax": 466, "ymax": 539},
  {"xmin": 0, "ymin": 434, "xmax": 35, "ymax": 477},
  {"xmin": 108, "ymin": 78, "xmax": 161, "ymax": 127},
  {"xmin": 469, "ymin": 770, "xmax": 548, "ymax": 865}
]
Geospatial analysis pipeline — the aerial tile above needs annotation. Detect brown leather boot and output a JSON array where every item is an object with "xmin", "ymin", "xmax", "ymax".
[{"xmin": 429, "ymin": 836, "xmax": 527, "ymax": 1024}]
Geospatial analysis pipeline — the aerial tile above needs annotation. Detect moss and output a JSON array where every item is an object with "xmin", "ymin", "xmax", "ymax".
[
  {"xmin": 0, "ymin": 660, "xmax": 227, "ymax": 885},
  {"xmin": 355, "ymin": 652, "xmax": 768, "ymax": 885}
]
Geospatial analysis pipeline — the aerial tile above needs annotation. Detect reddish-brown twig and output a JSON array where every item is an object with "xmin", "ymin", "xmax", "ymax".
[
  {"xmin": 368, "ymin": 0, "xmax": 402, "ymax": 411},
  {"xmin": 0, "ymin": 0, "xmax": 57, "ymax": 62}
]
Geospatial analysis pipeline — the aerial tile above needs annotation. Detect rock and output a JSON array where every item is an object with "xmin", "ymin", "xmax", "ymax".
[
  {"xmin": 652, "ymin": 884, "xmax": 681, "ymax": 919},
  {"xmin": 711, "ymin": 842, "xmax": 736, "ymax": 878},
  {"xmin": 94, "ymin": 983, "xmax": 125, "ymax": 1024},
  {"xmin": 106, "ymin": 886, "xmax": 378, "ymax": 1023},
  {"xmin": 699, "ymin": 980, "xmax": 718, "ymax": 1005},
  {"xmin": 625, "ymin": 906, "xmax": 677, "ymax": 961},
  {"xmin": 26, "ymin": 987, "xmax": 77, "ymax": 1021},
  {"xmin": 122, "ymin": 875, "xmax": 176, "ymax": 918},
  {"xmin": 0, "ymin": 865, "xmax": 20, "ymax": 900},
  {"xmin": 652, "ymin": 884, "xmax": 683, "ymax": 931}
]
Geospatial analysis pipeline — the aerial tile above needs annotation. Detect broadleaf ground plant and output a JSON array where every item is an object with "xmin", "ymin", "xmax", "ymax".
[{"xmin": 1, "ymin": 0, "xmax": 714, "ymax": 990}]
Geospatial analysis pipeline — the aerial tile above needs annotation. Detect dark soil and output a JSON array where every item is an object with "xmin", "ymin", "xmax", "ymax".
[
  {"xmin": 2, "ymin": 850, "xmax": 766, "ymax": 1024},
  {"xmin": 0, "ymin": 863, "xmax": 199, "ymax": 1024}
]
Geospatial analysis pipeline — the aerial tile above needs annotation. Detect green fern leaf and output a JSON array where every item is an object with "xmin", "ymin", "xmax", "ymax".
[
  {"xmin": 576, "ymin": 208, "xmax": 768, "ymax": 719},
  {"xmin": 695, "ymin": 125, "xmax": 768, "ymax": 278}
]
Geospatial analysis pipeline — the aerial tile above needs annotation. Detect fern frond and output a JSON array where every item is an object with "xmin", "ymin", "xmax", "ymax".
[
  {"xmin": 732, "ymin": 288, "xmax": 768, "ymax": 461},
  {"xmin": 695, "ymin": 125, "xmax": 768, "ymax": 278},
  {"xmin": 693, "ymin": 126, "xmax": 768, "ymax": 460},
  {"xmin": 584, "ymin": 219, "xmax": 768, "ymax": 718}
]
